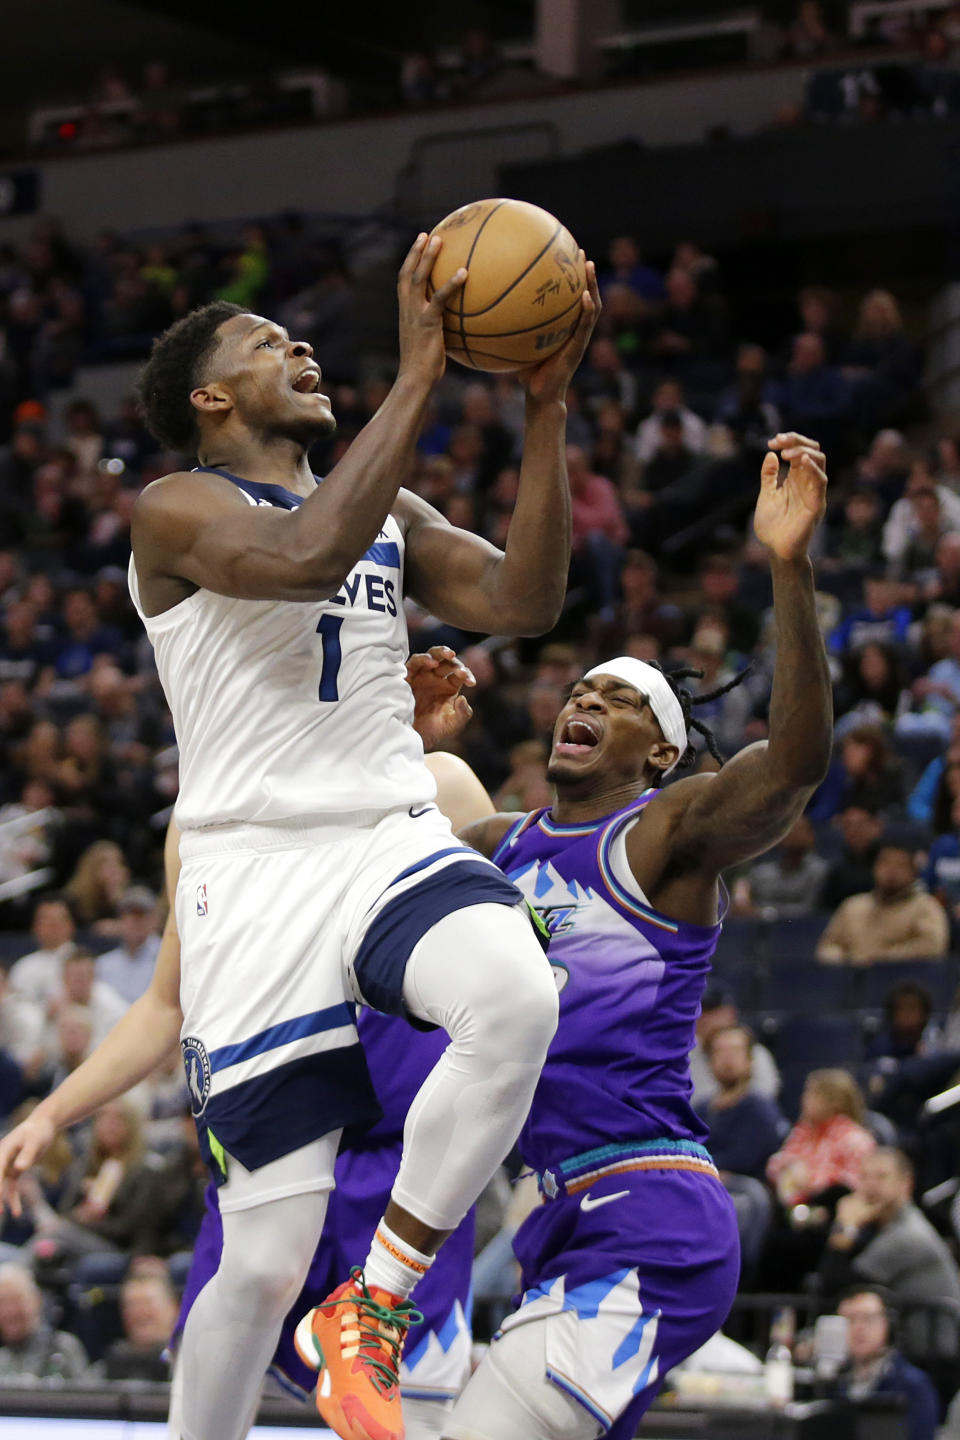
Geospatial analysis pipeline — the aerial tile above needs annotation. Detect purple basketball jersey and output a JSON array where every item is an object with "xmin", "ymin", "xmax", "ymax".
[{"xmin": 492, "ymin": 792, "xmax": 723, "ymax": 1176}]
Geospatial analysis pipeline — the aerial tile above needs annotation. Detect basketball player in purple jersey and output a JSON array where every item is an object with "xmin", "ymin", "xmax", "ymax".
[{"xmin": 440, "ymin": 432, "xmax": 833, "ymax": 1440}]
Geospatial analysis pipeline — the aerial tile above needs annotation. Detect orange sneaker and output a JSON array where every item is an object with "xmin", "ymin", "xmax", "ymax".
[{"xmin": 293, "ymin": 1266, "xmax": 422, "ymax": 1440}]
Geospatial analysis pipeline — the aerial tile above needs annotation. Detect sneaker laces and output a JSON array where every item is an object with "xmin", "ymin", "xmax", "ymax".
[{"xmin": 342, "ymin": 1267, "xmax": 423, "ymax": 1395}]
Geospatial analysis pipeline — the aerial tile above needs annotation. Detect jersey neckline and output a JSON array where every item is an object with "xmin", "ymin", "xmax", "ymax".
[{"xmin": 194, "ymin": 465, "xmax": 321, "ymax": 510}]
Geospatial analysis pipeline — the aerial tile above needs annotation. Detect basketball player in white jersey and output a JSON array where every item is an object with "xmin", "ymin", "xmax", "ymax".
[{"xmin": 121, "ymin": 232, "xmax": 599, "ymax": 1440}]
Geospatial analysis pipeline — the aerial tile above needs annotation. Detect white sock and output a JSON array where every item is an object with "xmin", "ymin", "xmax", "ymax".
[{"xmin": 364, "ymin": 1219, "xmax": 434, "ymax": 1299}]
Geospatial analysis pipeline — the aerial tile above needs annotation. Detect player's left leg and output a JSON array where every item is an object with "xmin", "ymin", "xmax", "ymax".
[{"xmin": 176, "ymin": 1135, "xmax": 338, "ymax": 1440}]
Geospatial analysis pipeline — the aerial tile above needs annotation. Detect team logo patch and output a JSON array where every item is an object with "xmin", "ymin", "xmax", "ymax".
[
  {"xmin": 196, "ymin": 883, "xmax": 208, "ymax": 917},
  {"xmin": 181, "ymin": 1036, "xmax": 212, "ymax": 1117}
]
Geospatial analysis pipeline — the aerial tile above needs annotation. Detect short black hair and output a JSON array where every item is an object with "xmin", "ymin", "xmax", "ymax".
[{"xmin": 138, "ymin": 302, "xmax": 245, "ymax": 454}]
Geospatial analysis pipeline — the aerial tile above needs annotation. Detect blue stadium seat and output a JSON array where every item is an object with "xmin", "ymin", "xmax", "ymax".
[
  {"xmin": 767, "ymin": 1012, "xmax": 866, "ymax": 1118},
  {"xmin": 858, "ymin": 960, "xmax": 958, "ymax": 1013},
  {"xmin": 761, "ymin": 964, "xmax": 854, "ymax": 1013},
  {"xmin": 765, "ymin": 914, "xmax": 828, "ymax": 965}
]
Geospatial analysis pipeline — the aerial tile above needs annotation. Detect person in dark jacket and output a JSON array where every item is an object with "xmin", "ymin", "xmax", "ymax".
[
  {"xmin": 695, "ymin": 1024, "xmax": 787, "ymax": 1278},
  {"xmin": 835, "ymin": 1287, "xmax": 940, "ymax": 1440}
]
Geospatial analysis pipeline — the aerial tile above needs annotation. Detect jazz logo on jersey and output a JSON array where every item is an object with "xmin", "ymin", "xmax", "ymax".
[
  {"xmin": 196, "ymin": 883, "xmax": 208, "ymax": 917},
  {"xmin": 535, "ymin": 902, "xmax": 582, "ymax": 937},
  {"xmin": 181, "ymin": 1036, "xmax": 211, "ymax": 1117}
]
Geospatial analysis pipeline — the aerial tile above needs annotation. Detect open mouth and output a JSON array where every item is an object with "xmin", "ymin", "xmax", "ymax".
[
  {"xmin": 554, "ymin": 716, "xmax": 601, "ymax": 758},
  {"xmin": 291, "ymin": 367, "xmax": 324, "ymax": 396}
]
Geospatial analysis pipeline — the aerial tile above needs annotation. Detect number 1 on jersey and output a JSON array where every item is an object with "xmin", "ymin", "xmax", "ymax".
[{"xmin": 316, "ymin": 614, "xmax": 343, "ymax": 701}]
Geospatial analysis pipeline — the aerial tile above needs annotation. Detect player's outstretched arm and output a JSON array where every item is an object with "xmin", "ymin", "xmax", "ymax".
[
  {"xmin": 133, "ymin": 235, "xmax": 467, "ymax": 605},
  {"xmin": 0, "ymin": 824, "xmax": 184, "ymax": 1216},
  {"xmin": 398, "ymin": 259, "xmax": 601, "ymax": 637},
  {"xmin": 404, "ymin": 647, "xmax": 521, "ymax": 849},
  {"xmin": 637, "ymin": 434, "xmax": 833, "ymax": 880}
]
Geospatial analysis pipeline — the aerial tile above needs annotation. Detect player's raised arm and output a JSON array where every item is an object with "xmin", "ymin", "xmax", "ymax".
[
  {"xmin": 133, "ymin": 235, "xmax": 468, "ymax": 606},
  {"xmin": 397, "ymin": 259, "xmax": 601, "ymax": 637},
  {"xmin": 0, "ymin": 823, "xmax": 184, "ymax": 1216},
  {"xmin": 636, "ymin": 434, "xmax": 833, "ymax": 882}
]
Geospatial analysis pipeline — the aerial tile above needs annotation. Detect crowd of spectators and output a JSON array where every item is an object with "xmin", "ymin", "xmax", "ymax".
[
  {"xmin": 0, "ymin": 203, "xmax": 957, "ymax": 1422},
  {"xmin": 22, "ymin": 5, "xmax": 960, "ymax": 159}
]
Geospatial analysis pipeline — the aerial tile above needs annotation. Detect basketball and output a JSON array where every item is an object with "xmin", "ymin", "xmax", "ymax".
[{"xmin": 428, "ymin": 198, "xmax": 586, "ymax": 373}]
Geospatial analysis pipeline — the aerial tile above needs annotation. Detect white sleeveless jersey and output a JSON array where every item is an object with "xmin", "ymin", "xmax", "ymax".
[{"xmin": 128, "ymin": 471, "xmax": 435, "ymax": 829}]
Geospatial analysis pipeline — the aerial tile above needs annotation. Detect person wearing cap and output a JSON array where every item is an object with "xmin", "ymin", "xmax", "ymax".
[
  {"xmin": 97, "ymin": 887, "xmax": 161, "ymax": 1005},
  {"xmin": 441, "ymin": 433, "xmax": 834, "ymax": 1440}
]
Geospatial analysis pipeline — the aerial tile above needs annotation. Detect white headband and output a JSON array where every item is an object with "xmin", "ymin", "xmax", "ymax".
[{"xmin": 584, "ymin": 657, "xmax": 687, "ymax": 773}]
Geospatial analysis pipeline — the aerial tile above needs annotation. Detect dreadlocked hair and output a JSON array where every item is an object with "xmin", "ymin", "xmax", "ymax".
[
  {"xmin": 137, "ymin": 301, "xmax": 246, "ymax": 455},
  {"xmin": 644, "ymin": 659, "xmax": 752, "ymax": 779}
]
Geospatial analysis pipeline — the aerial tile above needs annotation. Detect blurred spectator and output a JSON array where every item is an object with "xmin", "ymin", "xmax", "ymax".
[
  {"xmin": 96, "ymin": 887, "xmax": 160, "ymax": 1004},
  {"xmin": 0, "ymin": 965, "xmax": 43, "ymax": 1078},
  {"xmin": 713, "ymin": 344, "xmax": 782, "ymax": 457},
  {"xmin": 833, "ymin": 1288, "xmax": 940, "ymax": 1440},
  {"xmin": 816, "ymin": 843, "xmax": 949, "ymax": 963},
  {"xmin": 695, "ymin": 1025, "xmax": 787, "ymax": 1179},
  {"xmin": 844, "ymin": 291, "xmax": 922, "ymax": 430},
  {"xmin": 735, "ymin": 815, "xmax": 829, "ymax": 917},
  {"xmin": 823, "ymin": 487, "xmax": 885, "ymax": 573},
  {"xmin": 819, "ymin": 1150, "xmax": 960, "ymax": 1356},
  {"xmin": 898, "ymin": 609, "xmax": 960, "ymax": 742},
  {"xmin": 781, "ymin": 333, "xmax": 851, "ymax": 453},
  {"xmin": 26, "ymin": 1099, "xmax": 174, "ymax": 1261},
  {"xmin": 687, "ymin": 553, "xmax": 760, "ymax": 657},
  {"xmin": 64, "ymin": 840, "xmax": 131, "ymax": 931},
  {"xmin": 634, "ymin": 379, "xmax": 707, "ymax": 463},
  {"xmin": 787, "ymin": 1, "xmax": 837, "ymax": 59},
  {"xmin": 8, "ymin": 894, "xmax": 76, "ymax": 1008},
  {"xmin": 684, "ymin": 627, "xmax": 754, "ymax": 758},
  {"xmin": 493, "ymin": 739, "xmax": 551, "ymax": 813},
  {"xmin": 820, "ymin": 805, "xmax": 885, "ymax": 910},
  {"xmin": 695, "ymin": 1024, "xmax": 787, "ymax": 1277},
  {"xmin": 216, "ymin": 224, "xmax": 270, "ymax": 309},
  {"xmin": 137, "ymin": 60, "xmax": 183, "ymax": 141},
  {"xmin": 0, "ymin": 1262, "xmax": 89, "ymax": 1381},
  {"xmin": 689, "ymin": 989, "xmax": 781, "ymax": 1104},
  {"xmin": 866, "ymin": 981, "xmax": 939, "ymax": 1060},
  {"xmin": 810, "ymin": 724, "xmax": 905, "ymax": 823},
  {"xmin": 836, "ymin": 642, "xmax": 908, "ymax": 734},
  {"xmin": 882, "ymin": 460, "xmax": 960, "ymax": 573},
  {"xmin": 53, "ymin": 588, "xmax": 124, "ymax": 680},
  {"xmin": 577, "ymin": 338, "xmax": 639, "ymax": 421},
  {"xmin": 599, "ymin": 235, "xmax": 665, "ymax": 306},
  {"xmin": 567, "ymin": 445, "xmax": 628, "ymax": 616},
  {"xmin": 42, "ymin": 949, "xmax": 126, "ymax": 1054},
  {"xmin": 649, "ymin": 267, "xmax": 728, "ymax": 367},
  {"xmin": 98, "ymin": 1269, "xmax": 178, "ymax": 1382},
  {"xmin": 795, "ymin": 285, "xmax": 846, "ymax": 365},
  {"xmin": 767, "ymin": 1069, "xmax": 876, "ymax": 1208},
  {"xmin": 831, "ymin": 574, "xmax": 913, "ymax": 657},
  {"xmin": 590, "ymin": 549, "xmax": 685, "ymax": 654},
  {"xmin": 42, "ymin": 1003, "xmax": 93, "ymax": 1091}
]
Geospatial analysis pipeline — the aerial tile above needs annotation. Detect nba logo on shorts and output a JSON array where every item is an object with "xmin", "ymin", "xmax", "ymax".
[{"xmin": 196, "ymin": 883, "xmax": 208, "ymax": 917}]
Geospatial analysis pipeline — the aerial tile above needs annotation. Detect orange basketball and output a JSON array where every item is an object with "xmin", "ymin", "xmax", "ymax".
[{"xmin": 428, "ymin": 198, "xmax": 586, "ymax": 373}]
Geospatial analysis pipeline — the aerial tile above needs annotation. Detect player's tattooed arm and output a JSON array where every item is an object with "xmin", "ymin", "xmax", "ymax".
[
  {"xmin": 458, "ymin": 812, "xmax": 523, "ymax": 859},
  {"xmin": 636, "ymin": 435, "xmax": 832, "ymax": 888},
  {"xmin": 396, "ymin": 262, "xmax": 601, "ymax": 637}
]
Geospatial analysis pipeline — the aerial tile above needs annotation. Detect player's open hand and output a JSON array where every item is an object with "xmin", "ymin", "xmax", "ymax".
[
  {"xmin": 397, "ymin": 234, "xmax": 467, "ymax": 388},
  {"xmin": 518, "ymin": 257, "xmax": 601, "ymax": 405},
  {"xmin": 754, "ymin": 433, "xmax": 828, "ymax": 562},
  {"xmin": 0, "ymin": 1109, "xmax": 56, "ymax": 1218},
  {"xmin": 406, "ymin": 646, "xmax": 475, "ymax": 751}
]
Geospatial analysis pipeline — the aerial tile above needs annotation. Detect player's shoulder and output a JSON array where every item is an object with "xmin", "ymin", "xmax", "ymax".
[
  {"xmin": 133, "ymin": 469, "xmax": 250, "ymax": 536},
  {"xmin": 460, "ymin": 810, "xmax": 525, "ymax": 859}
]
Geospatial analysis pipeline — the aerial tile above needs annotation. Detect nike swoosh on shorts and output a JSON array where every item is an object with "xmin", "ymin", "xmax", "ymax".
[
  {"xmin": 580, "ymin": 1190, "xmax": 630, "ymax": 1212},
  {"xmin": 409, "ymin": 805, "xmax": 433, "ymax": 818}
]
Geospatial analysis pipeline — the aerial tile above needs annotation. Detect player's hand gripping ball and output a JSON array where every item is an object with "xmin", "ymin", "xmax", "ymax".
[{"xmin": 428, "ymin": 198, "xmax": 586, "ymax": 372}]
